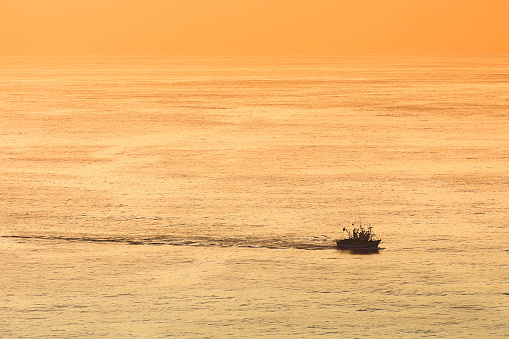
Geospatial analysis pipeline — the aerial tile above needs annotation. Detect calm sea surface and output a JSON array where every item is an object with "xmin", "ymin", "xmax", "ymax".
[{"xmin": 1, "ymin": 56, "xmax": 508, "ymax": 338}]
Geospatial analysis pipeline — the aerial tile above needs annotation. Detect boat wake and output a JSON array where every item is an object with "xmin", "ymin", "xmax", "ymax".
[{"xmin": 2, "ymin": 234, "xmax": 337, "ymax": 250}]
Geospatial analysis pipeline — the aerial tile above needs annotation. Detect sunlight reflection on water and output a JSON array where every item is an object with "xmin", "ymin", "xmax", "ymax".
[{"xmin": 1, "ymin": 56, "xmax": 508, "ymax": 338}]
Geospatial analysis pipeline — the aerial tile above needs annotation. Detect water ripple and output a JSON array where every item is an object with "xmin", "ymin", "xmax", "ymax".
[{"xmin": 2, "ymin": 234, "xmax": 336, "ymax": 250}]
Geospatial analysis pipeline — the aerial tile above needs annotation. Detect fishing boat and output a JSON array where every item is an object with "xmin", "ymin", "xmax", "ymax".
[{"xmin": 336, "ymin": 222, "xmax": 381, "ymax": 249}]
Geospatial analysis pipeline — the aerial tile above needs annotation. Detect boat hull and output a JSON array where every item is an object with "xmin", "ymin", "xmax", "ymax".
[{"xmin": 335, "ymin": 239, "xmax": 381, "ymax": 249}]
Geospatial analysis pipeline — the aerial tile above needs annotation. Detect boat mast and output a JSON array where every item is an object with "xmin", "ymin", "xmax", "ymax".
[{"xmin": 343, "ymin": 227, "xmax": 352, "ymax": 238}]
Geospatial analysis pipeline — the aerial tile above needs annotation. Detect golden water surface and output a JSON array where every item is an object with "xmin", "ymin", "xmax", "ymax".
[{"xmin": 1, "ymin": 56, "xmax": 508, "ymax": 337}]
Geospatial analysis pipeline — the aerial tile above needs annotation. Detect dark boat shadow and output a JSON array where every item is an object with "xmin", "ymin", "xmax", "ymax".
[{"xmin": 338, "ymin": 247, "xmax": 383, "ymax": 255}]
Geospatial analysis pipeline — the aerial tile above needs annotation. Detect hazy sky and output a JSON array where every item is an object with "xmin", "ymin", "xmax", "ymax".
[{"xmin": 1, "ymin": 0, "xmax": 508, "ymax": 55}]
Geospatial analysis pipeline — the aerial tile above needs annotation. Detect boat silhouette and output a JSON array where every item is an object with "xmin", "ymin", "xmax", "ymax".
[{"xmin": 336, "ymin": 222, "xmax": 381, "ymax": 249}]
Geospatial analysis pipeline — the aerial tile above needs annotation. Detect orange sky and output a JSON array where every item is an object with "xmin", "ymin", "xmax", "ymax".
[{"xmin": 1, "ymin": 0, "xmax": 508, "ymax": 55}]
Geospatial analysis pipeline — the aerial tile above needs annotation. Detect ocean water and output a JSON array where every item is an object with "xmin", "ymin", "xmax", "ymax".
[{"xmin": 0, "ymin": 56, "xmax": 508, "ymax": 338}]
